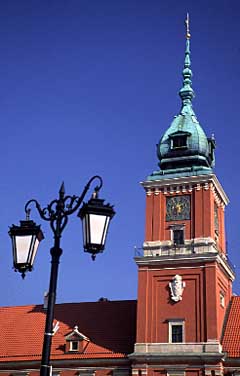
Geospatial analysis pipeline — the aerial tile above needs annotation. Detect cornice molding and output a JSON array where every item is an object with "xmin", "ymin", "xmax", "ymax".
[
  {"xmin": 0, "ymin": 358, "xmax": 129, "ymax": 371},
  {"xmin": 135, "ymin": 253, "xmax": 235, "ymax": 281},
  {"xmin": 141, "ymin": 174, "xmax": 229, "ymax": 206}
]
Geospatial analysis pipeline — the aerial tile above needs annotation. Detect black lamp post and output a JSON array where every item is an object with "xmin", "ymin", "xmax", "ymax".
[{"xmin": 8, "ymin": 175, "xmax": 115, "ymax": 376}]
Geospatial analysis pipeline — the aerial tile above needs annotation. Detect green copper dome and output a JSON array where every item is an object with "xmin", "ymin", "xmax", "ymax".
[{"xmin": 149, "ymin": 31, "xmax": 216, "ymax": 181}]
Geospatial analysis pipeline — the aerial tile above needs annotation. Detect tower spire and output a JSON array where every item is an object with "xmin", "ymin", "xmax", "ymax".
[
  {"xmin": 185, "ymin": 12, "xmax": 191, "ymax": 39},
  {"xmin": 179, "ymin": 13, "xmax": 194, "ymax": 114}
]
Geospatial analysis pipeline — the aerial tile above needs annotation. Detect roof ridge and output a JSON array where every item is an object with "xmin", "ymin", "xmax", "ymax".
[
  {"xmin": 0, "ymin": 299, "xmax": 137, "ymax": 310},
  {"xmin": 0, "ymin": 303, "xmax": 40, "ymax": 309},
  {"xmin": 54, "ymin": 299, "xmax": 137, "ymax": 306}
]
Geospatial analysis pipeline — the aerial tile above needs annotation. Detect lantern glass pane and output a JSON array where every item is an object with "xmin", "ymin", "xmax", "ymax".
[
  {"xmin": 15, "ymin": 235, "xmax": 32, "ymax": 264},
  {"xmin": 29, "ymin": 236, "xmax": 39, "ymax": 265},
  {"xmin": 102, "ymin": 216, "xmax": 110, "ymax": 244},
  {"xmin": 89, "ymin": 214, "xmax": 108, "ymax": 245},
  {"xmin": 82, "ymin": 216, "xmax": 87, "ymax": 244}
]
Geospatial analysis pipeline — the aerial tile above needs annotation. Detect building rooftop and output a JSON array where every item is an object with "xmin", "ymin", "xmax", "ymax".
[
  {"xmin": 1, "ymin": 295, "xmax": 240, "ymax": 364},
  {"xmin": 222, "ymin": 296, "xmax": 240, "ymax": 358},
  {"xmin": 0, "ymin": 300, "xmax": 137, "ymax": 363}
]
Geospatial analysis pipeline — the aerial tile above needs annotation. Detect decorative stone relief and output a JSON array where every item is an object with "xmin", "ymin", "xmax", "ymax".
[{"xmin": 169, "ymin": 274, "xmax": 186, "ymax": 302}]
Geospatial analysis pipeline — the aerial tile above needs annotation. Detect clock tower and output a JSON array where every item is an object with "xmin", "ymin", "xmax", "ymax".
[{"xmin": 132, "ymin": 18, "xmax": 235, "ymax": 376}]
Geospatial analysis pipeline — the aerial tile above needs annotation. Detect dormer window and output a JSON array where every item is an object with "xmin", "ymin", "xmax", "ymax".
[
  {"xmin": 172, "ymin": 135, "xmax": 187, "ymax": 148},
  {"xmin": 70, "ymin": 340, "xmax": 79, "ymax": 351},
  {"xmin": 65, "ymin": 325, "xmax": 90, "ymax": 353},
  {"xmin": 169, "ymin": 131, "xmax": 190, "ymax": 150}
]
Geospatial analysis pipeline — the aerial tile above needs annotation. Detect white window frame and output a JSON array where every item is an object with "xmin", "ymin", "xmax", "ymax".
[
  {"xmin": 69, "ymin": 340, "xmax": 79, "ymax": 351},
  {"xmin": 168, "ymin": 319, "xmax": 185, "ymax": 343},
  {"xmin": 169, "ymin": 224, "xmax": 185, "ymax": 246},
  {"xmin": 220, "ymin": 292, "xmax": 225, "ymax": 308}
]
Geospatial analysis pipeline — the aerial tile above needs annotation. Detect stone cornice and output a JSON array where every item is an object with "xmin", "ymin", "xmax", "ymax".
[
  {"xmin": 129, "ymin": 353, "xmax": 224, "ymax": 365},
  {"xmin": 141, "ymin": 174, "xmax": 229, "ymax": 206},
  {"xmin": 0, "ymin": 358, "xmax": 129, "ymax": 371},
  {"xmin": 129, "ymin": 341, "xmax": 225, "ymax": 365},
  {"xmin": 135, "ymin": 253, "xmax": 235, "ymax": 281}
]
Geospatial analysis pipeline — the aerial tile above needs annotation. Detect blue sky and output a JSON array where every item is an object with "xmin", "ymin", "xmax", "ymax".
[{"xmin": 1, "ymin": 0, "xmax": 240, "ymax": 306}]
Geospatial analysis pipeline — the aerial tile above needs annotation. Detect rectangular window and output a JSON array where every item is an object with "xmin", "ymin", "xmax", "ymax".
[
  {"xmin": 171, "ymin": 325, "xmax": 183, "ymax": 342},
  {"xmin": 70, "ymin": 341, "xmax": 79, "ymax": 351},
  {"xmin": 173, "ymin": 229, "xmax": 184, "ymax": 245},
  {"xmin": 168, "ymin": 320, "xmax": 185, "ymax": 343},
  {"xmin": 220, "ymin": 292, "xmax": 225, "ymax": 308},
  {"xmin": 172, "ymin": 136, "xmax": 187, "ymax": 148}
]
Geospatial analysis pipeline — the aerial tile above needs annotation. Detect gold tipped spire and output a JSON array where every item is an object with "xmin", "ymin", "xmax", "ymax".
[{"xmin": 185, "ymin": 13, "xmax": 191, "ymax": 39}]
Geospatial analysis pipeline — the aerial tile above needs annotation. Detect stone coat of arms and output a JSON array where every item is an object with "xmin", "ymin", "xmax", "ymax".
[{"xmin": 169, "ymin": 274, "xmax": 186, "ymax": 302}]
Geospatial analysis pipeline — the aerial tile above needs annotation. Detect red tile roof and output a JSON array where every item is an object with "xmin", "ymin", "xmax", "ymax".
[
  {"xmin": 0, "ymin": 300, "xmax": 136, "ymax": 363},
  {"xmin": 222, "ymin": 296, "xmax": 240, "ymax": 358}
]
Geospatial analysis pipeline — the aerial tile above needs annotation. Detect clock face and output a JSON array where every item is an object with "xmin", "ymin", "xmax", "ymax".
[{"xmin": 166, "ymin": 195, "xmax": 191, "ymax": 221}]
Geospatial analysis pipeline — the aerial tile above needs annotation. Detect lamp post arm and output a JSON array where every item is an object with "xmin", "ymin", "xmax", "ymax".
[
  {"xmin": 64, "ymin": 175, "xmax": 103, "ymax": 215},
  {"xmin": 24, "ymin": 176, "xmax": 103, "ymax": 221},
  {"xmin": 25, "ymin": 199, "xmax": 52, "ymax": 222}
]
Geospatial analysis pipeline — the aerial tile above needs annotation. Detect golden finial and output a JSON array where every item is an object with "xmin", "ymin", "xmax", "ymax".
[{"xmin": 185, "ymin": 13, "xmax": 191, "ymax": 39}]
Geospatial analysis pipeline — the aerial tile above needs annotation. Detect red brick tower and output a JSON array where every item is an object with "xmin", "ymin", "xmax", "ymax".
[{"xmin": 132, "ymin": 17, "xmax": 235, "ymax": 376}]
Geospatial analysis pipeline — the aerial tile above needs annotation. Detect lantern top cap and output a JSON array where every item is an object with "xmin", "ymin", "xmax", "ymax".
[
  {"xmin": 9, "ymin": 219, "xmax": 44, "ymax": 238},
  {"xmin": 78, "ymin": 195, "xmax": 115, "ymax": 219}
]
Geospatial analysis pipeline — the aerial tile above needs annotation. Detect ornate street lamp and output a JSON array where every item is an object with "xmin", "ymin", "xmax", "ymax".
[
  {"xmin": 79, "ymin": 190, "xmax": 115, "ymax": 260},
  {"xmin": 8, "ymin": 175, "xmax": 115, "ymax": 376},
  {"xmin": 9, "ymin": 216, "xmax": 44, "ymax": 278}
]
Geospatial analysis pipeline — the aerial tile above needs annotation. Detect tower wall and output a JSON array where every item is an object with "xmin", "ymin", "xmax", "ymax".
[
  {"xmin": 136, "ymin": 259, "xmax": 232, "ymax": 345},
  {"xmin": 134, "ymin": 174, "xmax": 234, "ymax": 371},
  {"xmin": 144, "ymin": 176, "xmax": 227, "ymax": 255}
]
